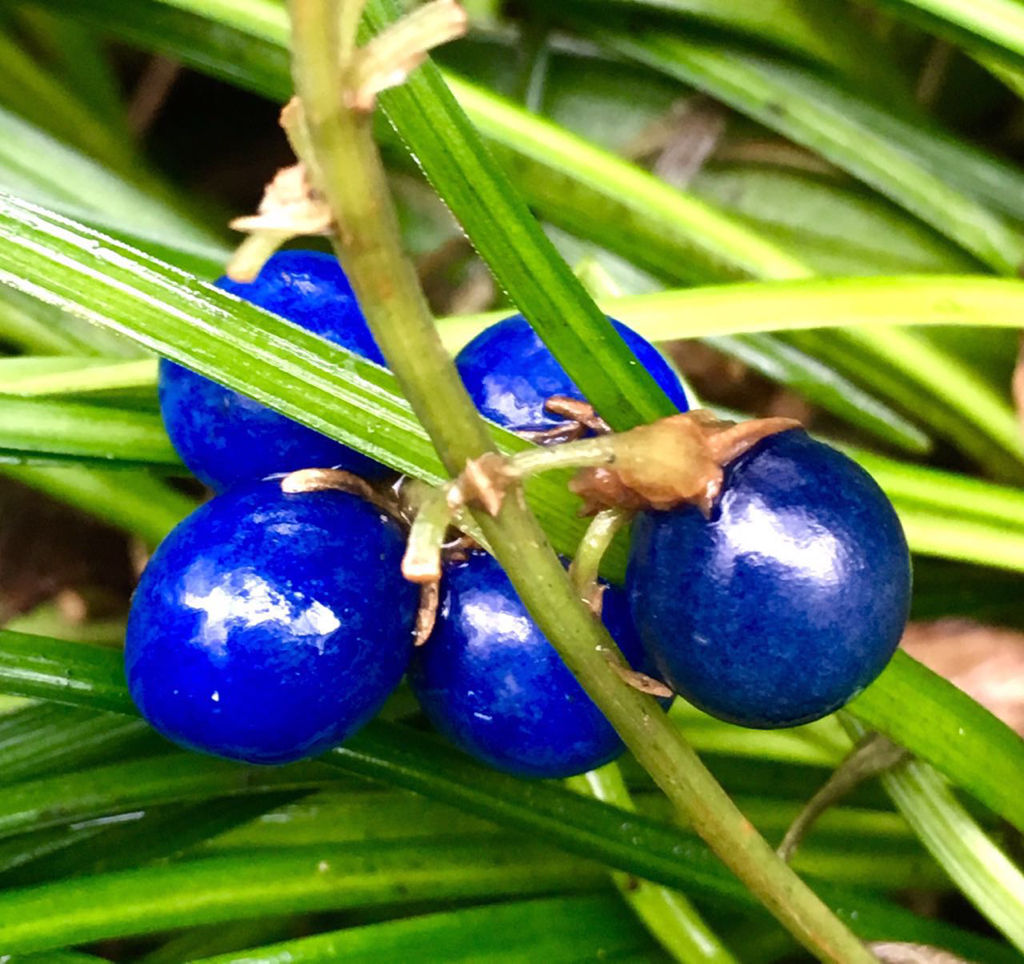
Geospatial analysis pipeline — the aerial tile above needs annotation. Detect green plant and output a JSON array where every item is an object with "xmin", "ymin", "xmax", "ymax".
[{"xmin": 0, "ymin": 0, "xmax": 1021, "ymax": 961}]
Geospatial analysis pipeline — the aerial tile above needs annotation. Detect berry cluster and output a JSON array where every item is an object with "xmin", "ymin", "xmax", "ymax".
[
  {"xmin": 129, "ymin": 250, "xmax": 911, "ymax": 777},
  {"xmin": 130, "ymin": 252, "xmax": 414, "ymax": 765}
]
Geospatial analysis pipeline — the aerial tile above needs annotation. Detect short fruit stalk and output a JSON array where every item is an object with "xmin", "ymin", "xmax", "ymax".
[
  {"xmin": 401, "ymin": 410, "xmax": 800, "ymax": 585},
  {"xmin": 282, "ymin": 1, "xmax": 876, "ymax": 960}
]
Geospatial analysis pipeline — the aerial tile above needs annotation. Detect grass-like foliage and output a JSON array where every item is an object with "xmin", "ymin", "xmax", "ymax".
[{"xmin": 0, "ymin": 0, "xmax": 1022, "ymax": 960}]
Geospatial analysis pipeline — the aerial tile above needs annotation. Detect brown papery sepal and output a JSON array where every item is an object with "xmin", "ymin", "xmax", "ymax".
[{"xmin": 569, "ymin": 411, "xmax": 799, "ymax": 516}]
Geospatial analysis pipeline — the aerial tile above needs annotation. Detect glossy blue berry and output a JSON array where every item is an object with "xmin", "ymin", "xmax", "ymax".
[
  {"xmin": 454, "ymin": 314, "xmax": 688, "ymax": 433},
  {"xmin": 125, "ymin": 478, "xmax": 418, "ymax": 764},
  {"xmin": 627, "ymin": 429, "xmax": 911, "ymax": 729},
  {"xmin": 410, "ymin": 551, "xmax": 668, "ymax": 779},
  {"xmin": 159, "ymin": 250, "xmax": 387, "ymax": 491}
]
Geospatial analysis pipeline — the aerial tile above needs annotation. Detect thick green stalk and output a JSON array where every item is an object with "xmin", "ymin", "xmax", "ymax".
[
  {"xmin": 286, "ymin": 2, "xmax": 874, "ymax": 960},
  {"xmin": 567, "ymin": 764, "xmax": 738, "ymax": 963}
]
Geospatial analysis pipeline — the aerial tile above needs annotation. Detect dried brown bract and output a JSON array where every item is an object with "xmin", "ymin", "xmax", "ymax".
[
  {"xmin": 570, "ymin": 411, "xmax": 799, "ymax": 516},
  {"xmin": 605, "ymin": 659, "xmax": 674, "ymax": 699},
  {"xmin": 457, "ymin": 452, "xmax": 515, "ymax": 517},
  {"xmin": 413, "ymin": 580, "xmax": 440, "ymax": 646},
  {"xmin": 280, "ymin": 468, "xmax": 404, "ymax": 522},
  {"xmin": 230, "ymin": 163, "xmax": 332, "ymax": 239},
  {"xmin": 869, "ymin": 942, "xmax": 973, "ymax": 964},
  {"xmin": 346, "ymin": 0, "xmax": 468, "ymax": 112}
]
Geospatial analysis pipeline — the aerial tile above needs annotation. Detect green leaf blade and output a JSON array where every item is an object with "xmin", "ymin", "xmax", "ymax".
[
  {"xmin": 850, "ymin": 652, "xmax": 1024, "ymax": 832},
  {"xmin": 189, "ymin": 896, "xmax": 657, "ymax": 964},
  {"xmin": 0, "ymin": 841, "xmax": 605, "ymax": 955},
  {"xmin": 593, "ymin": 30, "xmax": 1024, "ymax": 276}
]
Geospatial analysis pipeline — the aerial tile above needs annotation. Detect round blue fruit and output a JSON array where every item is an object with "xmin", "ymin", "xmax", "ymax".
[
  {"xmin": 159, "ymin": 250, "xmax": 386, "ymax": 491},
  {"xmin": 454, "ymin": 314, "xmax": 688, "ymax": 433},
  {"xmin": 410, "ymin": 551, "xmax": 668, "ymax": 779},
  {"xmin": 125, "ymin": 478, "xmax": 418, "ymax": 764},
  {"xmin": 627, "ymin": 429, "xmax": 911, "ymax": 729}
]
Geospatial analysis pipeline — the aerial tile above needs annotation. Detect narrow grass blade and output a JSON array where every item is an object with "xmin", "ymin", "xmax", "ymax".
[
  {"xmin": 0, "ymin": 795, "xmax": 310, "ymax": 889},
  {"xmin": 580, "ymin": 277, "xmax": 1024, "ymax": 340},
  {"xmin": 689, "ymin": 166, "xmax": 981, "ymax": 278},
  {"xmin": 15, "ymin": 9, "xmax": 128, "ymax": 134},
  {"xmin": 0, "ymin": 703, "xmax": 156, "ymax": 786},
  {"xmin": 0, "ymin": 286, "xmax": 145, "ymax": 357},
  {"xmin": 817, "ymin": 326, "xmax": 1024, "ymax": 479},
  {"xmin": 0, "ymin": 30, "xmax": 136, "ymax": 176},
  {"xmin": 849, "ymin": 448, "xmax": 1024, "ymax": 532},
  {"xmin": 0, "ymin": 464, "xmax": 193, "ymax": 546},
  {"xmin": 0, "ymin": 357, "xmax": 159, "ymax": 397},
  {"xmin": 198, "ymin": 785, "xmax": 940, "ymax": 890},
  {"xmin": 0, "ymin": 840, "xmax": 606, "ymax": 955},
  {"xmin": 592, "ymin": 30, "xmax": 1024, "ymax": 274},
  {"xmin": 850, "ymin": 651, "xmax": 1024, "ymax": 832},
  {"xmin": 891, "ymin": 766, "xmax": 1024, "ymax": 952},
  {"xmin": 442, "ymin": 74, "xmax": 813, "ymax": 283},
  {"xmin": 0, "ymin": 340, "xmax": 929, "ymax": 459},
  {"xmin": 564, "ymin": 0, "xmax": 874, "ymax": 70},
  {"xmin": 190, "ymin": 896, "xmax": 658, "ymax": 964},
  {"xmin": 843, "ymin": 717, "xmax": 1024, "ymax": 953},
  {"xmin": 0, "ymin": 104, "xmax": 227, "ymax": 272},
  {"xmin": 0, "ymin": 753, "xmax": 335, "ymax": 841},
  {"xmin": 0, "ymin": 397, "xmax": 180, "ymax": 466},
  {"xmin": 138, "ymin": 918, "xmax": 296, "ymax": 964},
  {"xmin": 0, "ymin": 633, "xmax": 1014, "ymax": 960},
  {"xmin": 568, "ymin": 764, "xmax": 738, "ymax": 963},
  {"xmin": 704, "ymin": 333, "xmax": 932, "ymax": 454},
  {"xmin": 867, "ymin": 0, "xmax": 1024, "ymax": 74}
]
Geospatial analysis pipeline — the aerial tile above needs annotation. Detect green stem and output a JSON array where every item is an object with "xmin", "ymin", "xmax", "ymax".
[
  {"xmin": 504, "ymin": 435, "xmax": 617, "ymax": 477},
  {"xmin": 570, "ymin": 507, "xmax": 631, "ymax": 598},
  {"xmin": 778, "ymin": 732, "xmax": 907, "ymax": 862},
  {"xmin": 402, "ymin": 483, "xmax": 454, "ymax": 582},
  {"xmin": 286, "ymin": 3, "xmax": 874, "ymax": 960},
  {"xmin": 567, "ymin": 763, "xmax": 738, "ymax": 964},
  {"xmin": 337, "ymin": 0, "xmax": 367, "ymax": 64}
]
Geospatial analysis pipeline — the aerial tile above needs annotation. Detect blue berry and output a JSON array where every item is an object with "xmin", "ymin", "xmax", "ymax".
[
  {"xmin": 159, "ymin": 250, "xmax": 386, "ymax": 491},
  {"xmin": 454, "ymin": 314, "xmax": 688, "ymax": 433},
  {"xmin": 125, "ymin": 478, "xmax": 417, "ymax": 764},
  {"xmin": 627, "ymin": 429, "xmax": 911, "ymax": 728},
  {"xmin": 410, "ymin": 551, "xmax": 668, "ymax": 778}
]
